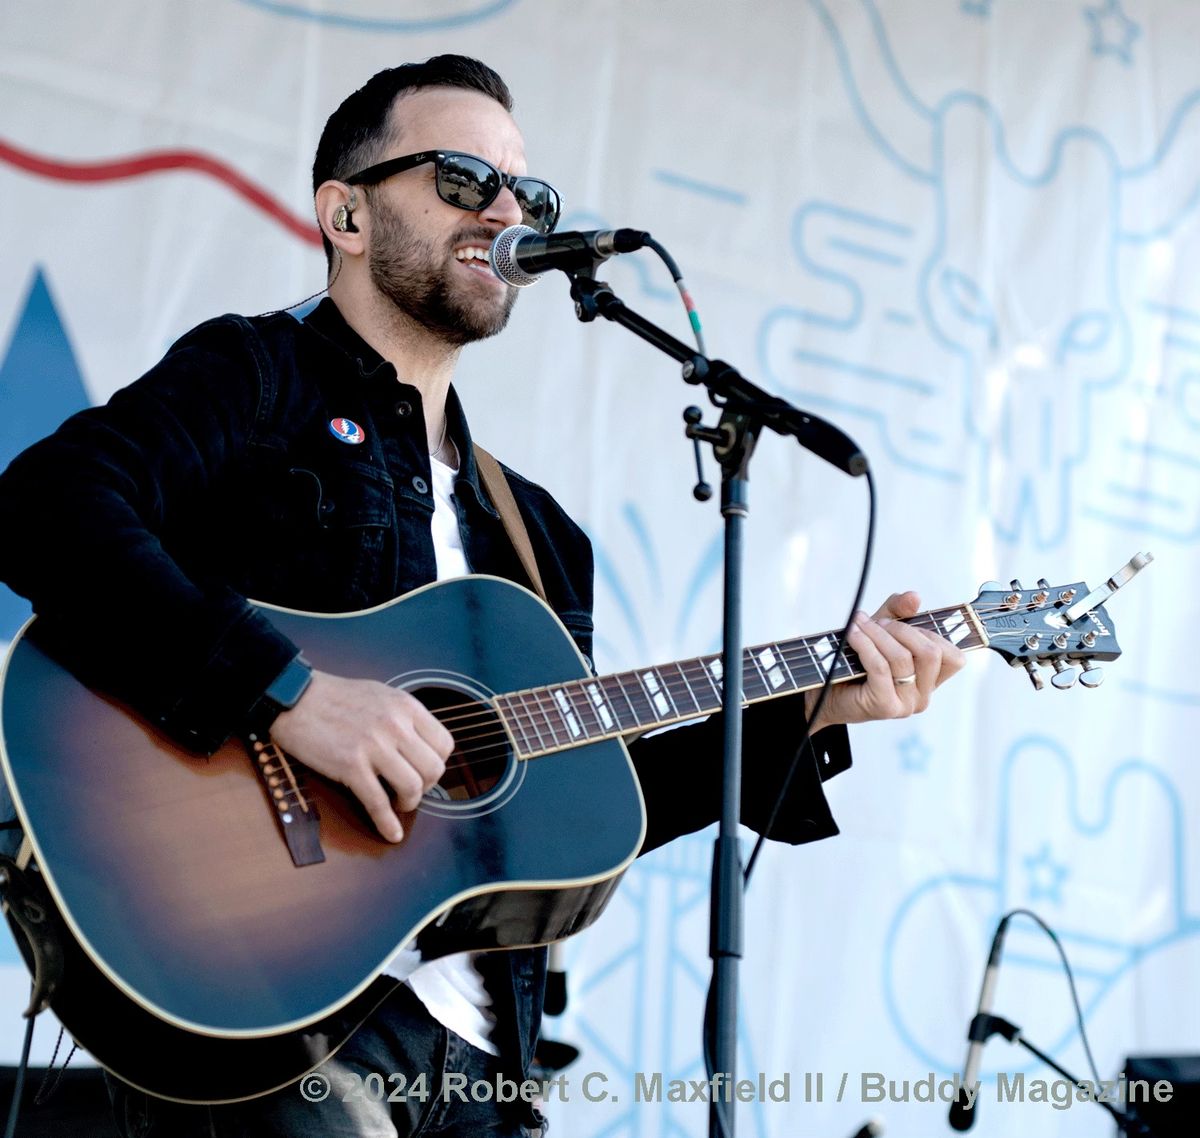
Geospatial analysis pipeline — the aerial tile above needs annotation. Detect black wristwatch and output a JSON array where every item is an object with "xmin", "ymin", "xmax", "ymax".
[{"xmin": 244, "ymin": 654, "xmax": 313, "ymax": 742}]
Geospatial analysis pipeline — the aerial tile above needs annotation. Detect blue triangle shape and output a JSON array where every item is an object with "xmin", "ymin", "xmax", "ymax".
[{"xmin": 0, "ymin": 268, "xmax": 92, "ymax": 641}]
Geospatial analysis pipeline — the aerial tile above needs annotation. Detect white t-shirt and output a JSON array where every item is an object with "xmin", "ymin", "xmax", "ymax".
[{"xmin": 382, "ymin": 451, "xmax": 499, "ymax": 1056}]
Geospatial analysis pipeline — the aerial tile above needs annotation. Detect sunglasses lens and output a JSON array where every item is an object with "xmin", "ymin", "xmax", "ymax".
[
  {"xmin": 512, "ymin": 180, "xmax": 561, "ymax": 234},
  {"xmin": 436, "ymin": 154, "xmax": 499, "ymax": 210},
  {"xmin": 433, "ymin": 153, "xmax": 561, "ymax": 233}
]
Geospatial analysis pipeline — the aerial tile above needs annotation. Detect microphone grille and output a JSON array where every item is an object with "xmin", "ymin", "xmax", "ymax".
[{"xmin": 489, "ymin": 224, "xmax": 540, "ymax": 288}]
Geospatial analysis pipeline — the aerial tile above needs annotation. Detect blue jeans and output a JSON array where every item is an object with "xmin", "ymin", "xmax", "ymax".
[{"xmin": 106, "ymin": 985, "xmax": 544, "ymax": 1137}]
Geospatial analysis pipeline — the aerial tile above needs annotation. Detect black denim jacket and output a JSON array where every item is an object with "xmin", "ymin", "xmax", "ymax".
[{"xmin": 0, "ymin": 297, "xmax": 851, "ymax": 1081}]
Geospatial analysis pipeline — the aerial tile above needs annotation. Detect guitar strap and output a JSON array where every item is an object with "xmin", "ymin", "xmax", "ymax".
[{"xmin": 472, "ymin": 444, "xmax": 549, "ymax": 605}]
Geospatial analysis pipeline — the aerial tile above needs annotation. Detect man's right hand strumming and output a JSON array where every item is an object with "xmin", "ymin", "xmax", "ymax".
[{"xmin": 270, "ymin": 671, "xmax": 454, "ymax": 843}]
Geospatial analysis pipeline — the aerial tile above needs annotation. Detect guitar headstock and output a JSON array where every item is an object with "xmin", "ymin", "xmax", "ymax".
[{"xmin": 970, "ymin": 552, "xmax": 1152, "ymax": 690}]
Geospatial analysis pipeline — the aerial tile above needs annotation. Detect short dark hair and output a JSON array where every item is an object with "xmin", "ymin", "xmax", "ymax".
[{"xmin": 312, "ymin": 55, "xmax": 514, "ymax": 265}]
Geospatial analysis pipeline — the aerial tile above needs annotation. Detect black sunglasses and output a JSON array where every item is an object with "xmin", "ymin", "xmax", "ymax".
[{"xmin": 345, "ymin": 150, "xmax": 561, "ymax": 235}]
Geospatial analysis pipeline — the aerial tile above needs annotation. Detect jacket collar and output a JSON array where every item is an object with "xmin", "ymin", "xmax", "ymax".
[
  {"xmin": 301, "ymin": 297, "xmax": 498, "ymax": 519},
  {"xmin": 301, "ymin": 296, "xmax": 393, "ymax": 383}
]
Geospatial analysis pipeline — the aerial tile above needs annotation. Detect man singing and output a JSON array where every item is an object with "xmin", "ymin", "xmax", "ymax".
[{"xmin": 0, "ymin": 55, "xmax": 963, "ymax": 1136}]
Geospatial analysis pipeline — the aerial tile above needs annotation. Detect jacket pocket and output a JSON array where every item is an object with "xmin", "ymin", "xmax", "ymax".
[{"xmin": 239, "ymin": 457, "xmax": 396, "ymax": 610}]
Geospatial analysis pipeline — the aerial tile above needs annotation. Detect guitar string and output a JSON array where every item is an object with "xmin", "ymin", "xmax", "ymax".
[
  {"xmin": 419, "ymin": 599, "xmax": 1072, "ymax": 745},
  {"xmin": 336, "ymin": 602, "xmax": 1087, "ymax": 775},
  {"xmin": 427, "ymin": 595, "xmax": 1081, "ymax": 727},
  {"xmin": 369, "ymin": 618, "xmax": 1079, "ymax": 778},
  {"xmin": 433, "ymin": 641, "xmax": 1096, "ymax": 770},
  {"xmin": 409, "ymin": 622, "xmax": 994, "ymax": 771},
  {"xmin": 424, "ymin": 612, "xmax": 966, "ymax": 734},
  {"xmin": 416, "ymin": 605, "xmax": 1023, "ymax": 732}
]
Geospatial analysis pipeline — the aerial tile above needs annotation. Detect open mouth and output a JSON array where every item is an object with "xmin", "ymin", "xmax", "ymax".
[{"xmin": 453, "ymin": 244, "xmax": 500, "ymax": 280}]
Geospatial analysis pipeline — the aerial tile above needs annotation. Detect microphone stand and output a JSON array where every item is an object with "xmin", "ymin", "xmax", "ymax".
[
  {"xmin": 970, "ymin": 1014, "xmax": 1161, "ymax": 1138},
  {"xmin": 565, "ymin": 267, "xmax": 867, "ymax": 1138}
]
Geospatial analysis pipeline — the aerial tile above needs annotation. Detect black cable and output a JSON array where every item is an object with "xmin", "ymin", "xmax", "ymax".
[
  {"xmin": 33, "ymin": 1028, "xmax": 75, "ymax": 1107},
  {"xmin": 1001, "ymin": 908, "xmax": 1103, "ymax": 1086},
  {"xmin": 745, "ymin": 465, "xmax": 876, "ymax": 882},
  {"xmin": 644, "ymin": 237, "xmax": 707, "ymax": 356},
  {"xmin": 3, "ymin": 995, "xmax": 35, "ymax": 1138}
]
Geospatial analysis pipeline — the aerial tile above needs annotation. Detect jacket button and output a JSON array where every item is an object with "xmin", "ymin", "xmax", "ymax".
[
  {"xmin": 394, "ymin": 400, "xmax": 413, "ymax": 418},
  {"xmin": 412, "ymin": 475, "xmax": 429, "ymax": 494}
]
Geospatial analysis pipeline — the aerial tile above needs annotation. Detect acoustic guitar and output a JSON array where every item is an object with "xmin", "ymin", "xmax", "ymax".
[{"xmin": 0, "ymin": 557, "xmax": 1149, "ymax": 1102}]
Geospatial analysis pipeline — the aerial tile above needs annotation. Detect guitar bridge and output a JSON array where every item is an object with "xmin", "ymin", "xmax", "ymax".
[{"xmin": 247, "ymin": 737, "xmax": 325, "ymax": 867}]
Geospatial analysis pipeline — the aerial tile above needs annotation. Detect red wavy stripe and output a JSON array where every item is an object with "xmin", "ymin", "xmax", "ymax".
[{"xmin": 0, "ymin": 139, "xmax": 321, "ymax": 247}]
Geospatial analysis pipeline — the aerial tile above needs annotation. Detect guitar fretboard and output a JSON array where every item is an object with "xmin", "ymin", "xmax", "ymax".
[{"xmin": 493, "ymin": 604, "xmax": 986, "ymax": 758}]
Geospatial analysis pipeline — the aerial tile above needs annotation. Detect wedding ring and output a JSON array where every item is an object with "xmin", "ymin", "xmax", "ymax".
[{"xmin": 895, "ymin": 674, "xmax": 917, "ymax": 686}]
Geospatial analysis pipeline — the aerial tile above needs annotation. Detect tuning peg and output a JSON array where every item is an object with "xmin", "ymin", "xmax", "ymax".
[
  {"xmin": 1037, "ymin": 578, "xmax": 1050, "ymax": 590},
  {"xmin": 1079, "ymin": 662, "xmax": 1104, "ymax": 688},
  {"xmin": 1010, "ymin": 579, "xmax": 1023, "ymax": 590},
  {"xmin": 1022, "ymin": 660, "xmax": 1045, "ymax": 691},
  {"xmin": 1050, "ymin": 658, "xmax": 1079, "ymax": 689}
]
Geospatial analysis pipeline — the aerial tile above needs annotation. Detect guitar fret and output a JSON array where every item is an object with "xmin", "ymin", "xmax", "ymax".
[
  {"xmin": 585, "ymin": 681, "xmax": 617, "ymax": 732},
  {"xmin": 610, "ymin": 674, "xmax": 650, "ymax": 728},
  {"xmin": 812, "ymin": 633, "xmax": 853, "ymax": 681},
  {"xmin": 772, "ymin": 642, "xmax": 800, "ymax": 690},
  {"xmin": 702, "ymin": 655, "xmax": 724, "ymax": 703},
  {"xmin": 536, "ymin": 688, "xmax": 572, "ymax": 749},
  {"xmin": 743, "ymin": 651, "xmax": 772, "ymax": 700},
  {"xmin": 567, "ymin": 681, "xmax": 603, "ymax": 738},
  {"xmin": 601, "ymin": 675, "xmax": 639, "ymax": 729},
  {"xmin": 517, "ymin": 692, "xmax": 551, "ymax": 752},
  {"xmin": 689, "ymin": 658, "xmax": 721, "ymax": 712},
  {"xmin": 627, "ymin": 671, "xmax": 658, "ymax": 724},
  {"xmin": 671, "ymin": 661, "xmax": 704, "ymax": 716},
  {"xmin": 803, "ymin": 638, "xmax": 825, "ymax": 683},
  {"xmin": 639, "ymin": 668, "xmax": 678, "ymax": 721},
  {"xmin": 499, "ymin": 695, "xmax": 535, "ymax": 755},
  {"xmin": 550, "ymin": 686, "xmax": 584, "ymax": 740}
]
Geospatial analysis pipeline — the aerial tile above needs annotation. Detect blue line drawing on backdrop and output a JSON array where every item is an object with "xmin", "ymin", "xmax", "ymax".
[
  {"xmin": 882, "ymin": 735, "xmax": 1198, "ymax": 1072},
  {"xmin": 777, "ymin": 0, "xmax": 1200, "ymax": 548},
  {"xmin": 1083, "ymin": 301, "xmax": 1200, "ymax": 540},
  {"xmin": 652, "ymin": 170, "xmax": 748, "ymax": 208},
  {"xmin": 1085, "ymin": 0, "xmax": 1141, "ymax": 65},
  {"xmin": 898, "ymin": 732, "xmax": 932, "ymax": 774},
  {"xmin": 758, "ymin": 201, "xmax": 966, "ymax": 482},
  {"xmin": 1023, "ymin": 842, "xmax": 1070, "ymax": 907},
  {"xmin": 587, "ymin": 506, "xmax": 724, "ymax": 676},
  {"xmin": 0, "ymin": 269, "xmax": 91, "ymax": 649},
  {"xmin": 235, "ymin": 0, "xmax": 516, "ymax": 32},
  {"xmin": 1117, "ymin": 678, "xmax": 1200, "ymax": 708},
  {"xmin": 961, "ymin": 0, "xmax": 995, "ymax": 17}
]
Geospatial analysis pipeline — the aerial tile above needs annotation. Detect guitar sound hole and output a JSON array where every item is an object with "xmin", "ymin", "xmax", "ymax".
[{"xmin": 415, "ymin": 686, "xmax": 511, "ymax": 803}]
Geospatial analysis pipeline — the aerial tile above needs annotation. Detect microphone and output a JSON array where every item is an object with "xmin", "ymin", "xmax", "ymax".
[
  {"xmin": 489, "ymin": 224, "xmax": 649, "ymax": 287},
  {"xmin": 949, "ymin": 915, "xmax": 1012, "ymax": 1131}
]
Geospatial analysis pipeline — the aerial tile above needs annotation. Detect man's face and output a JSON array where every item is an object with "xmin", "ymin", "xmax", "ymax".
[{"xmin": 364, "ymin": 87, "xmax": 528, "ymax": 345}]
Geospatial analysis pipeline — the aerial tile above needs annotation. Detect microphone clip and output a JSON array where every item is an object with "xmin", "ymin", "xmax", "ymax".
[
  {"xmin": 567, "ymin": 270, "xmax": 614, "ymax": 323},
  {"xmin": 967, "ymin": 1012, "xmax": 1020, "ymax": 1045}
]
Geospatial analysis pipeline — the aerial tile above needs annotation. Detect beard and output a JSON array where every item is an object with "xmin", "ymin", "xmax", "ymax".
[{"xmin": 367, "ymin": 199, "xmax": 517, "ymax": 346}]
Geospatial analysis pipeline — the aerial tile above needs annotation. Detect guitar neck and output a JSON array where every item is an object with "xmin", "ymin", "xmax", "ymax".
[{"xmin": 494, "ymin": 603, "xmax": 989, "ymax": 758}]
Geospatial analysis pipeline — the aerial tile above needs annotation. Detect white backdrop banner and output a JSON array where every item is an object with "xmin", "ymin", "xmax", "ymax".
[{"xmin": 0, "ymin": 2, "xmax": 1197, "ymax": 1136}]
